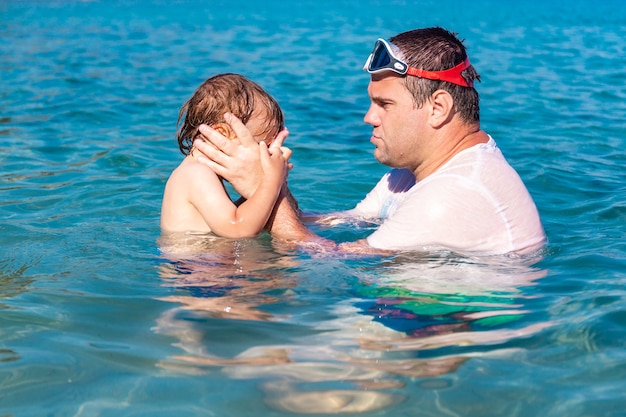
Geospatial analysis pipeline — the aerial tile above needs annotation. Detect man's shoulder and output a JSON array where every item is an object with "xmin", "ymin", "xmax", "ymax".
[
  {"xmin": 384, "ymin": 168, "xmax": 416, "ymax": 192},
  {"xmin": 427, "ymin": 137, "xmax": 513, "ymax": 182}
]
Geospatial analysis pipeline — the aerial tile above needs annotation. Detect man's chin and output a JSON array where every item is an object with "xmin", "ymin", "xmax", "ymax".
[{"xmin": 373, "ymin": 149, "xmax": 389, "ymax": 165}]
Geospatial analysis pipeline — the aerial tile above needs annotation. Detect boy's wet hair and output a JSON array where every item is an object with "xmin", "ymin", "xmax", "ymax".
[{"xmin": 177, "ymin": 73, "xmax": 284, "ymax": 155}]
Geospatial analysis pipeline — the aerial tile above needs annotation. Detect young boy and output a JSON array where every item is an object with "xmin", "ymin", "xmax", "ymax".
[{"xmin": 160, "ymin": 73, "xmax": 289, "ymax": 238}]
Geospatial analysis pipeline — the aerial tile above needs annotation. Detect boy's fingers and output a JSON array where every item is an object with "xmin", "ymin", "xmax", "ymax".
[
  {"xmin": 270, "ymin": 128, "xmax": 289, "ymax": 149},
  {"xmin": 280, "ymin": 146, "xmax": 292, "ymax": 161},
  {"xmin": 258, "ymin": 141, "xmax": 271, "ymax": 164}
]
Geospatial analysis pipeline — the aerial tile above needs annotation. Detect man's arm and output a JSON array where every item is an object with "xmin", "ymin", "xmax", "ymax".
[
  {"xmin": 265, "ymin": 186, "xmax": 327, "ymax": 244},
  {"xmin": 266, "ymin": 186, "xmax": 390, "ymax": 255}
]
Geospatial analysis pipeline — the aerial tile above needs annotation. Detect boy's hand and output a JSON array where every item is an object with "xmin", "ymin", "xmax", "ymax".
[
  {"xmin": 259, "ymin": 142, "xmax": 289, "ymax": 188},
  {"xmin": 269, "ymin": 128, "xmax": 292, "ymax": 170}
]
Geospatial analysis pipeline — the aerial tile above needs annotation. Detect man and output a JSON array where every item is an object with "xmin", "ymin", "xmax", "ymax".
[{"xmin": 193, "ymin": 27, "xmax": 546, "ymax": 256}]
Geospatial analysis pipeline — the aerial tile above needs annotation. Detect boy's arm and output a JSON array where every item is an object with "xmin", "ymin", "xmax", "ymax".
[{"xmin": 188, "ymin": 143, "xmax": 287, "ymax": 238}]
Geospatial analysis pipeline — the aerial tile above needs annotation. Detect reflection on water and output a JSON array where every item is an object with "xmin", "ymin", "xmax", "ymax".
[
  {"xmin": 157, "ymin": 232, "xmax": 298, "ymax": 323},
  {"xmin": 0, "ymin": 256, "xmax": 34, "ymax": 311},
  {"xmin": 155, "ymin": 234, "xmax": 552, "ymax": 414}
]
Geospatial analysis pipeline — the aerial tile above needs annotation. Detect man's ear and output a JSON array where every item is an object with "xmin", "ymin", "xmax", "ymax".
[
  {"xmin": 429, "ymin": 90, "xmax": 455, "ymax": 128},
  {"xmin": 212, "ymin": 122, "xmax": 236, "ymax": 139}
]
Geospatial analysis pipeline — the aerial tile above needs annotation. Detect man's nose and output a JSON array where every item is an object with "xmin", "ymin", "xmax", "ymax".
[{"xmin": 363, "ymin": 106, "xmax": 379, "ymax": 126}]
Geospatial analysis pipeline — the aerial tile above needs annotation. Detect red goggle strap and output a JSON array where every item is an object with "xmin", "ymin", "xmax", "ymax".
[{"xmin": 406, "ymin": 57, "xmax": 473, "ymax": 88}]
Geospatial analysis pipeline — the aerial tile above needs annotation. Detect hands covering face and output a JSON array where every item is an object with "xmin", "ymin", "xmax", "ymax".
[{"xmin": 192, "ymin": 113, "xmax": 292, "ymax": 199}]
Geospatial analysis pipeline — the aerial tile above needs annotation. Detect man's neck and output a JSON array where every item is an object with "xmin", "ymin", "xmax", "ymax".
[{"xmin": 414, "ymin": 123, "xmax": 487, "ymax": 181}]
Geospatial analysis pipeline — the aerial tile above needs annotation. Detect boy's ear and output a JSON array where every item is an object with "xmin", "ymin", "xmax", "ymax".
[{"xmin": 212, "ymin": 122, "xmax": 236, "ymax": 139}]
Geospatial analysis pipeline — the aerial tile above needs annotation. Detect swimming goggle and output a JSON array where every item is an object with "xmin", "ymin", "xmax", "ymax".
[{"xmin": 363, "ymin": 38, "xmax": 473, "ymax": 88}]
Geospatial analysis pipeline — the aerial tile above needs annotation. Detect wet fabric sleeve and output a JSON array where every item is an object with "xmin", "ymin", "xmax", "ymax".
[
  {"xmin": 345, "ymin": 169, "xmax": 416, "ymax": 219},
  {"xmin": 344, "ymin": 173, "xmax": 391, "ymax": 219}
]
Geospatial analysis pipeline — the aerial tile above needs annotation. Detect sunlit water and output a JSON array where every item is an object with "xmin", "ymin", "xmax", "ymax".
[{"xmin": 1, "ymin": 1, "xmax": 626, "ymax": 416}]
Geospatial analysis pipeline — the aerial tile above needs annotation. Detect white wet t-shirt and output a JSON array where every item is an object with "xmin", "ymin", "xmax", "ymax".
[{"xmin": 346, "ymin": 137, "xmax": 546, "ymax": 255}]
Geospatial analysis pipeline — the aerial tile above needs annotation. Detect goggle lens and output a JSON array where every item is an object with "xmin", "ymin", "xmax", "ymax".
[
  {"xmin": 365, "ymin": 39, "xmax": 407, "ymax": 74},
  {"xmin": 370, "ymin": 42, "xmax": 391, "ymax": 69}
]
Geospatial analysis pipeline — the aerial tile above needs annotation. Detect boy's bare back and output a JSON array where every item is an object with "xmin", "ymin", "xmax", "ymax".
[{"xmin": 161, "ymin": 156, "xmax": 228, "ymax": 234}]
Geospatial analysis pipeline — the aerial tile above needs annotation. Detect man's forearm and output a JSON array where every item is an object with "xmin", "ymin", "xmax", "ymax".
[
  {"xmin": 266, "ymin": 187, "xmax": 317, "ymax": 242},
  {"xmin": 267, "ymin": 187, "xmax": 383, "ymax": 254}
]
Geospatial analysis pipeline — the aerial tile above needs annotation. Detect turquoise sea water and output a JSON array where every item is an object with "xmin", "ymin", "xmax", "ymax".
[{"xmin": 2, "ymin": 0, "xmax": 626, "ymax": 416}]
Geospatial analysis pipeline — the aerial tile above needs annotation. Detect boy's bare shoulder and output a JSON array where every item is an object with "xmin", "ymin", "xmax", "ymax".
[
  {"xmin": 172, "ymin": 156, "xmax": 218, "ymax": 178},
  {"xmin": 166, "ymin": 157, "xmax": 223, "ymax": 196}
]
